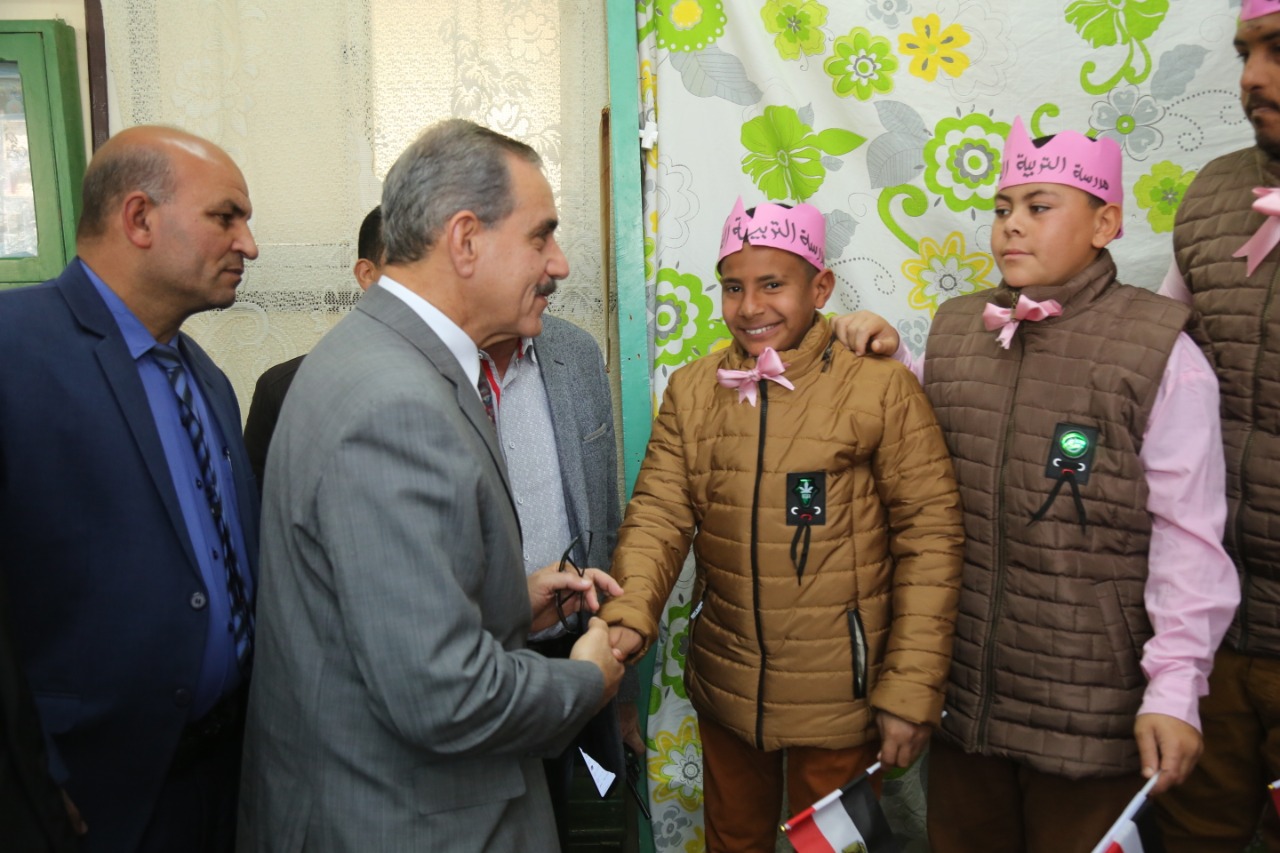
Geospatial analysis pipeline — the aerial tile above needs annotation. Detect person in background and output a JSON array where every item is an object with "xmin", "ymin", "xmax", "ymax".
[
  {"xmin": 1155, "ymin": 0, "xmax": 1280, "ymax": 848},
  {"xmin": 0, "ymin": 125, "xmax": 261, "ymax": 852},
  {"xmin": 0, "ymin": 571, "xmax": 78, "ymax": 852},
  {"xmin": 243, "ymin": 204, "xmax": 385, "ymax": 489},
  {"xmin": 480, "ymin": 311, "xmax": 638, "ymax": 849}
]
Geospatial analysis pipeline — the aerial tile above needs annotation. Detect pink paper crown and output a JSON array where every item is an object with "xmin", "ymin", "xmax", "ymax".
[
  {"xmin": 998, "ymin": 116, "xmax": 1124, "ymax": 212},
  {"xmin": 717, "ymin": 197, "xmax": 826, "ymax": 270},
  {"xmin": 1242, "ymin": 0, "xmax": 1280, "ymax": 21}
]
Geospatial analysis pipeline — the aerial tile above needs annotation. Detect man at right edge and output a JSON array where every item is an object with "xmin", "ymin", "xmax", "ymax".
[{"xmin": 1157, "ymin": 0, "xmax": 1280, "ymax": 848}]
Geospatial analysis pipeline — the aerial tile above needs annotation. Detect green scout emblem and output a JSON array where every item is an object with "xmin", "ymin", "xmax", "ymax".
[
  {"xmin": 1059, "ymin": 430, "xmax": 1090, "ymax": 459},
  {"xmin": 786, "ymin": 472, "xmax": 826, "ymax": 582},
  {"xmin": 786, "ymin": 472, "xmax": 826, "ymax": 525},
  {"xmin": 1044, "ymin": 423, "xmax": 1099, "ymax": 484},
  {"xmin": 1032, "ymin": 422, "xmax": 1100, "ymax": 534}
]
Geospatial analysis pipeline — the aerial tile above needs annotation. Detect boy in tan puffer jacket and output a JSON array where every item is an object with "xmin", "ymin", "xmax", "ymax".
[{"xmin": 598, "ymin": 198, "xmax": 964, "ymax": 852}]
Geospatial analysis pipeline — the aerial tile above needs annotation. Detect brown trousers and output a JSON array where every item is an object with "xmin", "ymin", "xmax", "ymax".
[
  {"xmin": 1158, "ymin": 645, "xmax": 1280, "ymax": 852},
  {"xmin": 927, "ymin": 736, "xmax": 1144, "ymax": 853},
  {"xmin": 698, "ymin": 714, "xmax": 881, "ymax": 853}
]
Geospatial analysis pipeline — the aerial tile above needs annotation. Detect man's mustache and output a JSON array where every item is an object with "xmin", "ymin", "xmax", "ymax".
[
  {"xmin": 1246, "ymin": 93, "xmax": 1280, "ymax": 116},
  {"xmin": 535, "ymin": 280, "xmax": 558, "ymax": 298}
]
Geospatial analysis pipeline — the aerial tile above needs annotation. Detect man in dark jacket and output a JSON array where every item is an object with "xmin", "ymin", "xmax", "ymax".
[
  {"xmin": 0, "ymin": 574, "xmax": 78, "ymax": 853},
  {"xmin": 1156, "ymin": 2, "xmax": 1280, "ymax": 849}
]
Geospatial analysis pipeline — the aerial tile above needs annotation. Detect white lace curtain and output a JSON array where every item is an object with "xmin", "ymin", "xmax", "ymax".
[{"xmin": 101, "ymin": 0, "xmax": 611, "ymax": 417}]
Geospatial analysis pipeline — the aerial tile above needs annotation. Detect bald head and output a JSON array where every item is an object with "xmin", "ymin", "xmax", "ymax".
[
  {"xmin": 72, "ymin": 125, "xmax": 257, "ymax": 342},
  {"xmin": 77, "ymin": 126, "xmax": 236, "ymax": 243}
]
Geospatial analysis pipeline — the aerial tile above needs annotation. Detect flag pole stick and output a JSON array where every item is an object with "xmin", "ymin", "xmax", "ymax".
[{"xmin": 1087, "ymin": 772, "xmax": 1161, "ymax": 853}]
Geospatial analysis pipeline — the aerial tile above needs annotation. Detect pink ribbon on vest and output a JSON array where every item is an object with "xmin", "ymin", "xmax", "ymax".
[
  {"xmin": 982, "ymin": 297, "xmax": 1063, "ymax": 349},
  {"xmin": 716, "ymin": 346, "xmax": 794, "ymax": 406},
  {"xmin": 1233, "ymin": 187, "xmax": 1280, "ymax": 276}
]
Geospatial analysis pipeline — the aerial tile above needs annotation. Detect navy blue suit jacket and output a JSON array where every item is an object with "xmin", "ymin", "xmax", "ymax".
[{"xmin": 0, "ymin": 260, "xmax": 259, "ymax": 850}]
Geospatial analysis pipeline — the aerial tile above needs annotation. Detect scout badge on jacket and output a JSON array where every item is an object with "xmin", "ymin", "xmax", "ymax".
[
  {"xmin": 1030, "ymin": 423, "xmax": 1098, "ymax": 534},
  {"xmin": 787, "ymin": 472, "xmax": 826, "ymax": 582}
]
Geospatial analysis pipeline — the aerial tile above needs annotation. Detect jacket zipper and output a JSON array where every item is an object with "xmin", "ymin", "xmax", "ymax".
[
  {"xmin": 1235, "ymin": 261, "xmax": 1280, "ymax": 651},
  {"xmin": 975, "ymin": 344, "xmax": 1024, "ymax": 749},
  {"xmin": 751, "ymin": 379, "xmax": 769, "ymax": 749}
]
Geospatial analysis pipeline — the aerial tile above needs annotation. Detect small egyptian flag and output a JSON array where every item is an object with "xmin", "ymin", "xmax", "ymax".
[
  {"xmin": 783, "ymin": 763, "xmax": 900, "ymax": 853},
  {"xmin": 1270, "ymin": 777, "xmax": 1280, "ymax": 815},
  {"xmin": 1089, "ymin": 774, "xmax": 1166, "ymax": 853}
]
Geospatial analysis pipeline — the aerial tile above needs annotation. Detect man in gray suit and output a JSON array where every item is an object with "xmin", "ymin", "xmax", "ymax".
[
  {"xmin": 481, "ymin": 315, "xmax": 637, "ymax": 848},
  {"xmin": 238, "ymin": 119, "xmax": 626, "ymax": 852}
]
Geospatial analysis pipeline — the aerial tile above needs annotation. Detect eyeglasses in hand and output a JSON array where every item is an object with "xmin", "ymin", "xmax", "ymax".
[{"xmin": 554, "ymin": 532, "xmax": 594, "ymax": 636}]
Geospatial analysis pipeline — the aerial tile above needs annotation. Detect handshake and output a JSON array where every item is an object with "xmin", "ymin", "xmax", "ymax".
[{"xmin": 526, "ymin": 564, "xmax": 636, "ymax": 709}]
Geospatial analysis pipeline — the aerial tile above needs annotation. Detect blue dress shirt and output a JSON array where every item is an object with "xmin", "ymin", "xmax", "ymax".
[{"xmin": 82, "ymin": 261, "xmax": 251, "ymax": 719}]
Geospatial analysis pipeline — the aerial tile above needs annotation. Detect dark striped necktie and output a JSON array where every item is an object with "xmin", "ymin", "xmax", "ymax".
[
  {"xmin": 478, "ymin": 359, "xmax": 496, "ymax": 424},
  {"xmin": 151, "ymin": 344, "xmax": 254, "ymax": 671}
]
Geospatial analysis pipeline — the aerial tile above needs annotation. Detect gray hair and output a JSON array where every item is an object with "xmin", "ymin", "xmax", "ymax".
[
  {"xmin": 381, "ymin": 119, "xmax": 542, "ymax": 265},
  {"xmin": 77, "ymin": 145, "xmax": 175, "ymax": 239}
]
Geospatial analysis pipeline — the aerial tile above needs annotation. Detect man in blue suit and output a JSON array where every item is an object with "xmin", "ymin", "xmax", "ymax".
[{"xmin": 0, "ymin": 125, "xmax": 260, "ymax": 853}]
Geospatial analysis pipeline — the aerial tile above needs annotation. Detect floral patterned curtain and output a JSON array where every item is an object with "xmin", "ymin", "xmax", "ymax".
[{"xmin": 635, "ymin": 1, "xmax": 1244, "ymax": 850}]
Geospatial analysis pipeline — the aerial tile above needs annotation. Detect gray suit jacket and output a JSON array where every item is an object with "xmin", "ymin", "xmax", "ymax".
[
  {"xmin": 238, "ymin": 285, "xmax": 604, "ymax": 852},
  {"xmin": 533, "ymin": 315, "xmax": 620, "ymax": 577}
]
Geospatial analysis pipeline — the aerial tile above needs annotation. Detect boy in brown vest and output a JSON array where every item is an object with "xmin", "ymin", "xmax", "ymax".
[
  {"xmin": 834, "ymin": 118, "xmax": 1240, "ymax": 852},
  {"xmin": 599, "ymin": 199, "xmax": 964, "ymax": 852}
]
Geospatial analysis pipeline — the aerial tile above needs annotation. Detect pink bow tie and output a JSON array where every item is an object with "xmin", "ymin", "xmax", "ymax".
[
  {"xmin": 716, "ymin": 346, "xmax": 794, "ymax": 406},
  {"xmin": 1234, "ymin": 187, "xmax": 1280, "ymax": 276},
  {"xmin": 982, "ymin": 296, "xmax": 1063, "ymax": 349}
]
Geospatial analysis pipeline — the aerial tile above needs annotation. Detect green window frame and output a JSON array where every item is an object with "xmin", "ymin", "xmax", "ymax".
[{"xmin": 0, "ymin": 20, "xmax": 85, "ymax": 289}]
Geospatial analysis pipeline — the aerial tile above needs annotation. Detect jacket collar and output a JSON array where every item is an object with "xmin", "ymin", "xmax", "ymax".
[
  {"xmin": 356, "ymin": 283, "xmax": 516, "ymax": 508},
  {"xmin": 991, "ymin": 250, "xmax": 1117, "ymax": 323},
  {"xmin": 720, "ymin": 311, "xmax": 834, "ymax": 381}
]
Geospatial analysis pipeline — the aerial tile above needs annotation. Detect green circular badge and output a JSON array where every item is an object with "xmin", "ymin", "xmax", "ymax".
[{"xmin": 1059, "ymin": 430, "xmax": 1090, "ymax": 459}]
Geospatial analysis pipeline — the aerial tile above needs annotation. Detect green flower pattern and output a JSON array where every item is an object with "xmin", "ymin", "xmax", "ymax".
[
  {"xmin": 1065, "ymin": 0, "xmax": 1168, "ymax": 94},
  {"xmin": 655, "ymin": 0, "xmax": 727, "ymax": 52},
  {"xmin": 923, "ymin": 113, "xmax": 1010, "ymax": 213},
  {"xmin": 740, "ymin": 105, "xmax": 865, "ymax": 201},
  {"xmin": 1134, "ymin": 161, "xmax": 1196, "ymax": 233},
  {"xmin": 824, "ymin": 27, "xmax": 898, "ymax": 100},
  {"xmin": 654, "ymin": 267, "xmax": 729, "ymax": 368},
  {"xmin": 760, "ymin": 1, "xmax": 828, "ymax": 61}
]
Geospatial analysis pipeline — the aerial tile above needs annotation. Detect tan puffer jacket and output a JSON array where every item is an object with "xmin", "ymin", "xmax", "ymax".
[{"xmin": 600, "ymin": 314, "xmax": 964, "ymax": 751}]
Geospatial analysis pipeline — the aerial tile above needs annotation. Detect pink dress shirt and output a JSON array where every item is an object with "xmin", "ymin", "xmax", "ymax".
[{"xmin": 895, "ymin": 315, "xmax": 1239, "ymax": 731}]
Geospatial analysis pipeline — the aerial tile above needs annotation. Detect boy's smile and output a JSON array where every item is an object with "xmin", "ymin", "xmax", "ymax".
[
  {"xmin": 992, "ymin": 183, "xmax": 1120, "ymax": 289},
  {"xmin": 719, "ymin": 244, "xmax": 834, "ymax": 356}
]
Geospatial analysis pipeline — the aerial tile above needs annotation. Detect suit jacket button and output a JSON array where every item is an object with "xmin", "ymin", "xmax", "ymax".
[
  {"xmin": 173, "ymin": 688, "xmax": 192, "ymax": 708},
  {"xmin": 190, "ymin": 591, "xmax": 208, "ymax": 610}
]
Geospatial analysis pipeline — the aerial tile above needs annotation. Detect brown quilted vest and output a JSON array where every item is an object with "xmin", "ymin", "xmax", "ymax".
[
  {"xmin": 1173, "ymin": 146, "xmax": 1280, "ymax": 658},
  {"xmin": 925, "ymin": 252, "xmax": 1190, "ymax": 778}
]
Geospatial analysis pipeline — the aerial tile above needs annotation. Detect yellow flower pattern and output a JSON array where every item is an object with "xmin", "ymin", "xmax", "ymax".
[
  {"xmin": 641, "ymin": 59, "xmax": 659, "ymax": 170},
  {"xmin": 648, "ymin": 717, "xmax": 703, "ymax": 813},
  {"xmin": 670, "ymin": 0, "xmax": 704, "ymax": 30},
  {"xmin": 903, "ymin": 232, "xmax": 995, "ymax": 316},
  {"xmin": 899, "ymin": 14, "xmax": 971, "ymax": 82}
]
